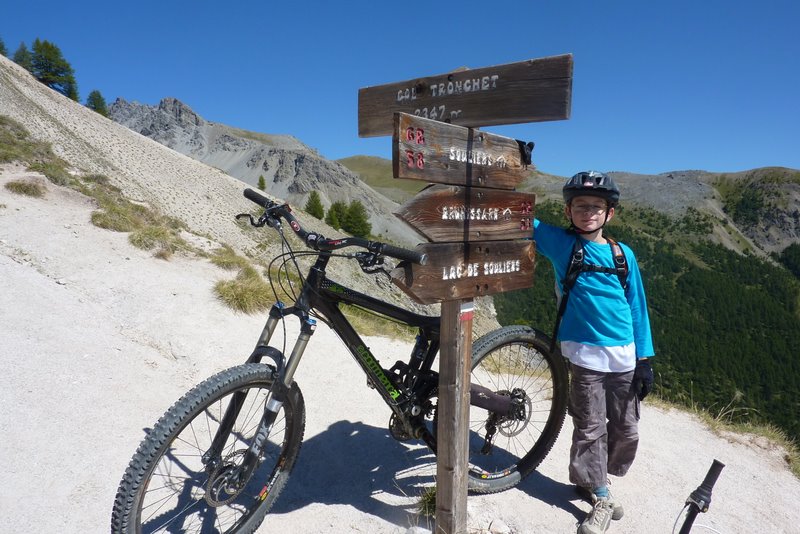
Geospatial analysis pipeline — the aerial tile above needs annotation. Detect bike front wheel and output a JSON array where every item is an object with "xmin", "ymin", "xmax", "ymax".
[
  {"xmin": 112, "ymin": 363, "xmax": 305, "ymax": 534},
  {"xmin": 467, "ymin": 325, "xmax": 568, "ymax": 493}
]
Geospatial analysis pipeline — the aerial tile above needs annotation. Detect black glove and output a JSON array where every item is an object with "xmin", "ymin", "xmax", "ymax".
[{"xmin": 633, "ymin": 358, "xmax": 653, "ymax": 401}]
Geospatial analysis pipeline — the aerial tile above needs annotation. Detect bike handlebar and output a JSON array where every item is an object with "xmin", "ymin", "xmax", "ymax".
[
  {"xmin": 243, "ymin": 188, "xmax": 427, "ymax": 265},
  {"xmin": 678, "ymin": 459, "xmax": 725, "ymax": 534}
]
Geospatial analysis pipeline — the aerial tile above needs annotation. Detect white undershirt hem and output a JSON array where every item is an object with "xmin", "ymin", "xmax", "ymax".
[{"xmin": 560, "ymin": 341, "xmax": 636, "ymax": 373}]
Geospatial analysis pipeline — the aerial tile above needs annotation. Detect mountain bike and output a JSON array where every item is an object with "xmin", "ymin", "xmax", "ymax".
[{"xmin": 111, "ymin": 188, "xmax": 569, "ymax": 534}]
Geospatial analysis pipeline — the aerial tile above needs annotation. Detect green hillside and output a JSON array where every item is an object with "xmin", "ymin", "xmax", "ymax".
[
  {"xmin": 337, "ymin": 155, "xmax": 425, "ymax": 203},
  {"xmin": 494, "ymin": 200, "xmax": 800, "ymax": 443}
]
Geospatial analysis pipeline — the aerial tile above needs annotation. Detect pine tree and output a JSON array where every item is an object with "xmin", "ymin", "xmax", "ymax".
[
  {"xmin": 325, "ymin": 201, "xmax": 347, "ymax": 230},
  {"xmin": 257, "ymin": 175, "xmax": 266, "ymax": 191},
  {"xmin": 0, "ymin": 37, "xmax": 7, "ymax": 57},
  {"xmin": 86, "ymin": 90, "xmax": 108, "ymax": 117},
  {"xmin": 31, "ymin": 38, "xmax": 79, "ymax": 101},
  {"xmin": 13, "ymin": 42, "xmax": 33, "ymax": 72},
  {"xmin": 304, "ymin": 191, "xmax": 324, "ymax": 219},
  {"xmin": 342, "ymin": 200, "xmax": 372, "ymax": 238}
]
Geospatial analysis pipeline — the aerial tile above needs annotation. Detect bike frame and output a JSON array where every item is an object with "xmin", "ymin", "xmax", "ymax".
[{"xmin": 204, "ymin": 252, "xmax": 444, "ymax": 473}]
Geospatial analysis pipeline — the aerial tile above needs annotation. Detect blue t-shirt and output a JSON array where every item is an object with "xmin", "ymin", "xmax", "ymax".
[{"xmin": 534, "ymin": 219, "xmax": 655, "ymax": 359}]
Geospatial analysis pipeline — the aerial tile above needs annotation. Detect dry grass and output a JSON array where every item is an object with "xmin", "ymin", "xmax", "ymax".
[
  {"xmin": 78, "ymin": 176, "xmax": 189, "ymax": 258},
  {"xmin": 210, "ymin": 245, "xmax": 252, "ymax": 271},
  {"xmin": 129, "ymin": 225, "xmax": 188, "ymax": 259},
  {"xmin": 214, "ymin": 265, "xmax": 272, "ymax": 314},
  {"xmin": 5, "ymin": 180, "xmax": 45, "ymax": 197}
]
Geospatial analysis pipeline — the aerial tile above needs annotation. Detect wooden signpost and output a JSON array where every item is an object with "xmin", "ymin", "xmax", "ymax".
[
  {"xmin": 392, "ymin": 111, "xmax": 533, "ymax": 189},
  {"xmin": 359, "ymin": 54, "xmax": 573, "ymax": 137},
  {"xmin": 358, "ymin": 54, "xmax": 572, "ymax": 534}
]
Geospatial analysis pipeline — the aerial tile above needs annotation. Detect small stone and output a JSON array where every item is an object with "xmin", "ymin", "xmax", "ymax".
[{"xmin": 488, "ymin": 519, "xmax": 512, "ymax": 534}]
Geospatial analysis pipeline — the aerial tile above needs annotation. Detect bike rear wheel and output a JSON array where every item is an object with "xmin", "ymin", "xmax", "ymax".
[
  {"xmin": 111, "ymin": 363, "xmax": 305, "ymax": 534},
  {"xmin": 467, "ymin": 325, "xmax": 568, "ymax": 493}
]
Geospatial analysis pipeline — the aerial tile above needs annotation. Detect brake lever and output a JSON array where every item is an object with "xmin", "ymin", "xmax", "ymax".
[
  {"xmin": 354, "ymin": 252, "xmax": 392, "ymax": 279},
  {"xmin": 235, "ymin": 212, "xmax": 273, "ymax": 228}
]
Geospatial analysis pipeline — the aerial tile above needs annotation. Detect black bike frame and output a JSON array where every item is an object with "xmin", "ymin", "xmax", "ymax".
[{"xmin": 205, "ymin": 252, "xmax": 443, "ymax": 468}]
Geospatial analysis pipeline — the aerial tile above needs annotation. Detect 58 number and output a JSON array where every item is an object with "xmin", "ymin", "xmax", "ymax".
[{"xmin": 406, "ymin": 150, "xmax": 424, "ymax": 169}]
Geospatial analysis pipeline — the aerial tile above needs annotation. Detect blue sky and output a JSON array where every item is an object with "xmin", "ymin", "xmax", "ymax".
[{"xmin": 3, "ymin": 0, "xmax": 798, "ymax": 177}]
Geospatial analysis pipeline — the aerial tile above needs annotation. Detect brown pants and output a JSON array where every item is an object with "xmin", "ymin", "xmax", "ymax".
[{"xmin": 568, "ymin": 363, "xmax": 640, "ymax": 489}]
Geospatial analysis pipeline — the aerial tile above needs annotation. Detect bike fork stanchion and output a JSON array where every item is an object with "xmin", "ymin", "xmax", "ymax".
[{"xmin": 435, "ymin": 299, "xmax": 473, "ymax": 534}]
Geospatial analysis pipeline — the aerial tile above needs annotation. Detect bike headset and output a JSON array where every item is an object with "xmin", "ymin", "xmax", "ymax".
[{"xmin": 550, "ymin": 171, "xmax": 628, "ymax": 353}]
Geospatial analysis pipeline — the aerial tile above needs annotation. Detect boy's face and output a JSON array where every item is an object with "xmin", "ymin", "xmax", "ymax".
[{"xmin": 565, "ymin": 195, "xmax": 614, "ymax": 233}]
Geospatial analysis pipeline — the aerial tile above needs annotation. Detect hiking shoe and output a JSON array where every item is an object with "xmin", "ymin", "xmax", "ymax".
[
  {"xmin": 575, "ymin": 485, "xmax": 624, "ymax": 520},
  {"xmin": 578, "ymin": 497, "xmax": 614, "ymax": 534}
]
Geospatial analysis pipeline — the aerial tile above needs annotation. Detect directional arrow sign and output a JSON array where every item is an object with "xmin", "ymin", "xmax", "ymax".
[
  {"xmin": 390, "ymin": 240, "xmax": 535, "ymax": 304},
  {"xmin": 395, "ymin": 184, "xmax": 534, "ymax": 243},
  {"xmin": 393, "ymin": 113, "xmax": 531, "ymax": 190},
  {"xmin": 359, "ymin": 54, "xmax": 572, "ymax": 137}
]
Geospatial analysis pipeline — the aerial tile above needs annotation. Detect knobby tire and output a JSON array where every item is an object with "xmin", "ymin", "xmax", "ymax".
[
  {"xmin": 467, "ymin": 325, "xmax": 568, "ymax": 493},
  {"xmin": 111, "ymin": 363, "xmax": 305, "ymax": 534}
]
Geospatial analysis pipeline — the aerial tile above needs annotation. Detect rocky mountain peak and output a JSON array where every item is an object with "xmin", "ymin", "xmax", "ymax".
[{"xmin": 157, "ymin": 97, "xmax": 204, "ymax": 128}]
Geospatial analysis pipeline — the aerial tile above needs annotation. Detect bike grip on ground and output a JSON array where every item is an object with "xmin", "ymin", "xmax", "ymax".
[
  {"xmin": 381, "ymin": 243, "xmax": 427, "ymax": 265},
  {"xmin": 244, "ymin": 188, "xmax": 271, "ymax": 207}
]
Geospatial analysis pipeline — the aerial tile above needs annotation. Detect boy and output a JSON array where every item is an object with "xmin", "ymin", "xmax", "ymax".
[{"xmin": 533, "ymin": 171, "xmax": 655, "ymax": 534}]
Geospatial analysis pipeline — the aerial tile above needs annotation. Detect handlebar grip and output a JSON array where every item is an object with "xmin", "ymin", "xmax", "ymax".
[
  {"xmin": 699, "ymin": 459, "xmax": 725, "ymax": 494},
  {"xmin": 679, "ymin": 459, "xmax": 724, "ymax": 534},
  {"xmin": 380, "ymin": 244, "xmax": 427, "ymax": 265},
  {"xmin": 244, "ymin": 188, "xmax": 272, "ymax": 208}
]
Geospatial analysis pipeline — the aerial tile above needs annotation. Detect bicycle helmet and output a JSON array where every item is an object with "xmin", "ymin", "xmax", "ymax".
[{"xmin": 562, "ymin": 171, "xmax": 620, "ymax": 207}]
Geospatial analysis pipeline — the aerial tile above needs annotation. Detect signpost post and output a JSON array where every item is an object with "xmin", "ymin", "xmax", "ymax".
[{"xmin": 358, "ymin": 55, "xmax": 572, "ymax": 533}]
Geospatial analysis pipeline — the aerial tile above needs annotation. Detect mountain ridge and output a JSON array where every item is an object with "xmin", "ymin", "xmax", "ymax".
[{"xmin": 108, "ymin": 97, "xmax": 422, "ymax": 246}]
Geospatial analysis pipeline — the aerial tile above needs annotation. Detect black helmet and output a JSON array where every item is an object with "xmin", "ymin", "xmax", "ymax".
[{"xmin": 562, "ymin": 171, "xmax": 620, "ymax": 207}]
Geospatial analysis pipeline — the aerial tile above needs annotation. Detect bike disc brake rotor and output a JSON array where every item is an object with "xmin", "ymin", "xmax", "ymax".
[
  {"xmin": 205, "ymin": 449, "xmax": 250, "ymax": 506},
  {"xmin": 497, "ymin": 389, "xmax": 532, "ymax": 438}
]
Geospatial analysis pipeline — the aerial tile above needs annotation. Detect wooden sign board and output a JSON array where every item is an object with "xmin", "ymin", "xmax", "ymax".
[
  {"xmin": 359, "ymin": 54, "xmax": 573, "ymax": 137},
  {"xmin": 391, "ymin": 240, "xmax": 535, "ymax": 304},
  {"xmin": 396, "ymin": 185, "xmax": 534, "ymax": 243},
  {"xmin": 393, "ymin": 113, "xmax": 531, "ymax": 190}
]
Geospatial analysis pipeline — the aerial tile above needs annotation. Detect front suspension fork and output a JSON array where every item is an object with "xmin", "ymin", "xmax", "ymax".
[{"xmin": 203, "ymin": 303, "xmax": 315, "ymax": 476}]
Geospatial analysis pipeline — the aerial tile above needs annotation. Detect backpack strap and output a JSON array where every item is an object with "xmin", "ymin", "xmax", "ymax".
[
  {"xmin": 550, "ymin": 238, "xmax": 584, "ymax": 353},
  {"xmin": 606, "ymin": 237, "xmax": 629, "ymax": 292}
]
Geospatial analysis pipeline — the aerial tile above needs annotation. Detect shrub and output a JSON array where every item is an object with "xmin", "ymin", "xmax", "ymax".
[
  {"xmin": 28, "ymin": 161, "xmax": 71, "ymax": 186},
  {"xmin": 210, "ymin": 245, "xmax": 251, "ymax": 271},
  {"xmin": 129, "ymin": 225, "xmax": 187, "ymax": 257},
  {"xmin": 4, "ymin": 180, "xmax": 45, "ymax": 197},
  {"xmin": 214, "ymin": 266, "xmax": 272, "ymax": 313}
]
